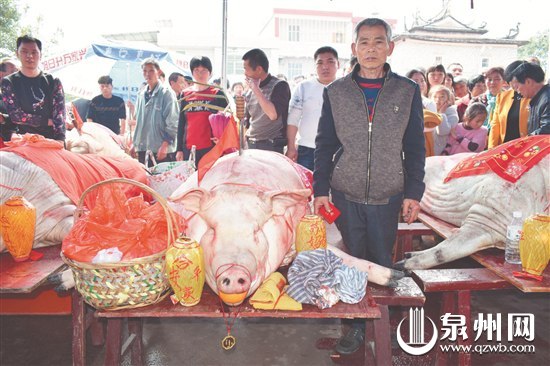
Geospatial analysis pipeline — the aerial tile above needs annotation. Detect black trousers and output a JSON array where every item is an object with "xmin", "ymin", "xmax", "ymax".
[{"xmin": 246, "ymin": 139, "xmax": 285, "ymax": 154}]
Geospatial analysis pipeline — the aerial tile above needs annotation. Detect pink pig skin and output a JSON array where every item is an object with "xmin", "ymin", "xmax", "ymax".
[{"xmin": 169, "ymin": 150, "xmax": 311, "ymax": 303}]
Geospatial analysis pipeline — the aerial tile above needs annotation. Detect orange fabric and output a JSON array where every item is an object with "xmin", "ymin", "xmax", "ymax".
[
  {"xmin": 444, "ymin": 135, "xmax": 550, "ymax": 183},
  {"xmin": 198, "ymin": 116, "xmax": 240, "ymax": 183},
  {"xmin": 488, "ymin": 89, "xmax": 530, "ymax": 148},
  {"xmin": 423, "ymin": 109, "xmax": 442, "ymax": 157},
  {"xmin": 3, "ymin": 134, "xmax": 148, "ymax": 207},
  {"xmin": 71, "ymin": 104, "xmax": 84, "ymax": 131}
]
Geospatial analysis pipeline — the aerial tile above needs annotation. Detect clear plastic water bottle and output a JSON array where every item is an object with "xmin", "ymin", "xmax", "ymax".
[{"xmin": 505, "ymin": 211, "xmax": 523, "ymax": 264}]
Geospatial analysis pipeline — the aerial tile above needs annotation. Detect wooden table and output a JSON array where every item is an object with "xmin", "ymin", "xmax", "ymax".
[
  {"xmin": 0, "ymin": 245, "xmax": 65, "ymax": 294},
  {"xmin": 93, "ymin": 287, "xmax": 381, "ymax": 366},
  {"xmin": 0, "ymin": 245, "xmax": 71, "ymax": 315},
  {"xmin": 471, "ymin": 248, "xmax": 550, "ymax": 293}
]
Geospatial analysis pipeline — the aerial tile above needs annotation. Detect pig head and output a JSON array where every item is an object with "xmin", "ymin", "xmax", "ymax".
[{"xmin": 169, "ymin": 150, "xmax": 311, "ymax": 304}]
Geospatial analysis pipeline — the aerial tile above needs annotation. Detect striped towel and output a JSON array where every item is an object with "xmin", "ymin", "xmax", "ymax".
[{"xmin": 286, "ymin": 249, "xmax": 368, "ymax": 305}]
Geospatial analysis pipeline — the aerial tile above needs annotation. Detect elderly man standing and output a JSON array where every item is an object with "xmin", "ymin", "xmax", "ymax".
[
  {"xmin": 242, "ymin": 48, "xmax": 291, "ymax": 154},
  {"xmin": 132, "ymin": 58, "xmax": 179, "ymax": 164},
  {"xmin": 1, "ymin": 35, "xmax": 66, "ymax": 141},
  {"xmin": 286, "ymin": 46, "xmax": 339, "ymax": 171},
  {"xmin": 313, "ymin": 18, "xmax": 425, "ymax": 355}
]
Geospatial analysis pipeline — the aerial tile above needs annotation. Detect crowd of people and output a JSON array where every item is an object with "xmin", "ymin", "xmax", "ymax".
[{"xmin": 1, "ymin": 22, "xmax": 549, "ymax": 356}]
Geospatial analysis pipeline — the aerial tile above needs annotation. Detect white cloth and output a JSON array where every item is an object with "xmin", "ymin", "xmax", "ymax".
[{"xmin": 287, "ymin": 78, "xmax": 326, "ymax": 149}]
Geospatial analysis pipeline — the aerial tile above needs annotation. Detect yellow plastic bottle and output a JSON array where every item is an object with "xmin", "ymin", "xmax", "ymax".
[
  {"xmin": 0, "ymin": 196, "xmax": 36, "ymax": 262},
  {"xmin": 165, "ymin": 236, "xmax": 205, "ymax": 306}
]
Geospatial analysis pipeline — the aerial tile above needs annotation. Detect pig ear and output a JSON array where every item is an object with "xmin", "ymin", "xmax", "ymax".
[
  {"xmin": 266, "ymin": 189, "xmax": 311, "ymax": 216},
  {"xmin": 170, "ymin": 188, "xmax": 210, "ymax": 213}
]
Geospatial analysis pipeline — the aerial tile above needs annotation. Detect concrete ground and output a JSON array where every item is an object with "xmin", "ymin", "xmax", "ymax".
[{"xmin": 1, "ymin": 287, "xmax": 548, "ymax": 366}]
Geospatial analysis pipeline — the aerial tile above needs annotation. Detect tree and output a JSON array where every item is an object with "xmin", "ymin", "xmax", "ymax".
[
  {"xmin": 0, "ymin": 0, "xmax": 21, "ymax": 57},
  {"xmin": 518, "ymin": 30, "xmax": 549, "ymax": 72}
]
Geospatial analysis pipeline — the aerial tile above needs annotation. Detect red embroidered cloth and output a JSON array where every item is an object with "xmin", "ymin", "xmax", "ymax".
[{"xmin": 444, "ymin": 135, "xmax": 550, "ymax": 183}]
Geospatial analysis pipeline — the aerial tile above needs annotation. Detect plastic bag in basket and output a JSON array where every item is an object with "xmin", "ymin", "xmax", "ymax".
[
  {"xmin": 146, "ymin": 149, "xmax": 196, "ymax": 199},
  {"xmin": 62, "ymin": 183, "xmax": 177, "ymax": 262}
]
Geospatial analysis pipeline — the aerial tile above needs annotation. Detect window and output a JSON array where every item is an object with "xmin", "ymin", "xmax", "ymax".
[
  {"xmin": 435, "ymin": 56, "xmax": 442, "ymax": 65},
  {"xmin": 288, "ymin": 25, "xmax": 300, "ymax": 42},
  {"xmin": 482, "ymin": 58, "xmax": 489, "ymax": 68},
  {"xmin": 287, "ymin": 63, "xmax": 302, "ymax": 79},
  {"xmin": 226, "ymin": 54, "xmax": 243, "ymax": 75},
  {"xmin": 332, "ymin": 32, "xmax": 344, "ymax": 43}
]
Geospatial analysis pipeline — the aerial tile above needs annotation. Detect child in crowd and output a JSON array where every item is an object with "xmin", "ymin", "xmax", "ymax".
[
  {"xmin": 429, "ymin": 85, "xmax": 459, "ymax": 155},
  {"xmin": 442, "ymin": 102, "xmax": 488, "ymax": 155}
]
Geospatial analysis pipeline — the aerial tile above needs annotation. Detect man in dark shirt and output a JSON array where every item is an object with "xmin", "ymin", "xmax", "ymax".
[
  {"xmin": 87, "ymin": 75, "xmax": 127, "ymax": 135},
  {"xmin": 511, "ymin": 62, "xmax": 550, "ymax": 135},
  {"xmin": 242, "ymin": 48, "xmax": 290, "ymax": 154},
  {"xmin": 1, "ymin": 35, "xmax": 66, "ymax": 141}
]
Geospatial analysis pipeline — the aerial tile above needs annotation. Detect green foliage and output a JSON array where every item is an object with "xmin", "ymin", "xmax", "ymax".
[
  {"xmin": 0, "ymin": 0, "xmax": 21, "ymax": 56},
  {"xmin": 518, "ymin": 30, "xmax": 549, "ymax": 71}
]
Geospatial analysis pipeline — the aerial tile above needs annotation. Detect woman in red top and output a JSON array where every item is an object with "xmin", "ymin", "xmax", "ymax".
[{"xmin": 176, "ymin": 56, "xmax": 227, "ymax": 164}]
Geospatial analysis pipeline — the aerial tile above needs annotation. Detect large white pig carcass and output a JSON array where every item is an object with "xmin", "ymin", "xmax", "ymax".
[
  {"xmin": 395, "ymin": 151, "xmax": 549, "ymax": 270},
  {"xmin": 170, "ymin": 149, "xmax": 403, "ymax": 305}
]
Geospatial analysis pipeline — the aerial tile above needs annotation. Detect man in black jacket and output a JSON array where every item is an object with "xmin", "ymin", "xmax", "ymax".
[
  {"xmin": 313, "ymin": 18, "xmax": 426, "ymax": 355},
  {"xmin": 511, "ymin": 61, "xmax": 550, "ymax": 135}
]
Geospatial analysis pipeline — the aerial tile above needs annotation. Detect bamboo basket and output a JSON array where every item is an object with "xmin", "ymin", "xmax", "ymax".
[{"xmin": 62, "ymin": 178, "xmax": 178, "ymax": 311}]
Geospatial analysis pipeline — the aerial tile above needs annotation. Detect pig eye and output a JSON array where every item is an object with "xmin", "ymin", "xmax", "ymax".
[
  {"xmin": 222, "ymin": 278, "xmax": 230, "ymax": 286},
  {"xmin": 238, "ymin": 278, "xmax": 246, "ymax": 285}
]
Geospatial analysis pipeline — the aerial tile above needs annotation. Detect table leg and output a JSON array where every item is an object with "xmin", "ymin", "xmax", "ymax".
[
  {"xmin": 457, "ymin": 290, "xmax": 472, "ymax": 366},
  {"xmin": 72, "ymin": 290, "xmax": 85, "ymax": 366},
  {"xmin": 104, "ymin": 318, "xmax": 123, "ymax": 366},
  {"xmin": 128, "ymin": 318, "xmax": 144, "ymax": 366},
  {"xmin": 372, "ymin": 305, "xmax": 391, "ymax": 366}
]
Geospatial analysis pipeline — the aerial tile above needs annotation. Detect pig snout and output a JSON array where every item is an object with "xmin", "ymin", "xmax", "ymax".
[{"xmin": 216, "ymin": 264, "xmax": 251, "ymax": 294}]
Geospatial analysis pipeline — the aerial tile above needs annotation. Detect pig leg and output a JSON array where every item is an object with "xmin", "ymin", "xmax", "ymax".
[
  {"xmin": 394, "ymin": 223, "xmax": 502, "ymax": 270},
  {"xmin": 327, "ymin": 245, "xmax": 404, "ymax": 287},
  {"xmin": 48, "ymin": 269, "xmax": 75, "ymax": 292}
]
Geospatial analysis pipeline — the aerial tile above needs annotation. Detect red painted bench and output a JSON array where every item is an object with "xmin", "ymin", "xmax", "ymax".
[{"xmin": 412, "ymin": 268, "xmax": 513, "ymax": 366}]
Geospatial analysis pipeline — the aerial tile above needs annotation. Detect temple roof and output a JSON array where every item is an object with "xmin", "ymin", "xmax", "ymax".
[{"xmin": 406, "ymin": 6, "xmax": 487, "ymax": 35}]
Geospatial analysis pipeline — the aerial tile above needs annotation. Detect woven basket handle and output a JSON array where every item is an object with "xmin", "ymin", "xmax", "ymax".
[{"xmin": 75, "ymin": 178, "xmax": 178, "ymax": 248}]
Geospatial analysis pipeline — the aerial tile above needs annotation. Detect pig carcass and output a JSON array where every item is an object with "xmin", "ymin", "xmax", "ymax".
[
  {"xmin": 169, "ymin": 149, "xmax": 402, "ymax": 305},
  {"xmin": 65, "ymin": 122, "xmax": 131, "ymax": 159},
  {"xmin": 395, "ymin": 153, "xmax": 549, "ymax": 270}
]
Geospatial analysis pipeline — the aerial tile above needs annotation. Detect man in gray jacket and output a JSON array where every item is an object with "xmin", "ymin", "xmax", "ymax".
[
  {"xmin": 313, "ymin": 18, "xmax": 426, "ymax": 355},
  {"xmin": 133, "ymin": 58, "xmax": 179, "ymax": 164}
]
